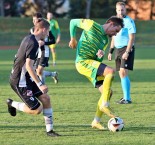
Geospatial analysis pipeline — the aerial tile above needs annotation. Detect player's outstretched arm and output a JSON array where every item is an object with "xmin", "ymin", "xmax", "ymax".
[{"xmin": 26, "ymin": 58, "xmax": 48, "ymax": 94}]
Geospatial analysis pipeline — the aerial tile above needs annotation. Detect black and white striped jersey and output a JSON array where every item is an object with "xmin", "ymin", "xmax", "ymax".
[{"xmin": 10, "ymin": 34, "xmax": 39, "ymax": 87}]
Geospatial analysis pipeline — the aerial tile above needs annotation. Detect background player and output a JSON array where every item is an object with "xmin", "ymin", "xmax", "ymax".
[
  {"xmin": 47, "ymin": 12, "xmax": 61, "ymax": 66},
  {"xmin": 31, "ymin": 12, "xmax": 58, "ymax": 84}
]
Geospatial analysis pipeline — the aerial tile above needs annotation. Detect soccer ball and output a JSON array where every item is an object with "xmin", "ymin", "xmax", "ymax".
[{"xmin": 108, "ymin": 117, "xmax": 124, "ymax": 132}]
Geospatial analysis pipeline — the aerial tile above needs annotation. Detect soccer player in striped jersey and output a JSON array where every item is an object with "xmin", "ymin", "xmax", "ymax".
[
  {"xmin": 7, "ymin": 18, "xmax": 60, "ymax": 136},
  {"xmin": 31, "ymin": 12, "xmax": 58, "ymax": 84},
  {"xmin": 69, "ymin": 17, "xmax": 124, "ymax": 130}
]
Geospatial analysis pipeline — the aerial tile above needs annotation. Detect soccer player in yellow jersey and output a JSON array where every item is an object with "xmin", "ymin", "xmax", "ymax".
[
  {"xmin": 69, "ymin": 17, "xmax": 124, "ymax": 130},
  {"xmin": 47, "ymin": 12, "xmax": 61, "ymax": 66}
]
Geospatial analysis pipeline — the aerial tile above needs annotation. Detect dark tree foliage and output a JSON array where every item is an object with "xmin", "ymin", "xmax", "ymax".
[
  {"xmin": 3, "ymin": 0, "xmax": 18, "ymax": 16},
  {"xmin": 69, "ymin": 0, "xmax": 120, "ymax": 18},
  {"xmin": 90, "ymin": 0, "xmax": 117, "ymax": 18},
  {"xmin": 69, "ymin": 0, "xmax": 86, "ymax": 18}
]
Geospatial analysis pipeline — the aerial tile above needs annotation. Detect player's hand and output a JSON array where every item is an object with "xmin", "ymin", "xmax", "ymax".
[
  {"xmin": 69, "ymin": 38, "xmax": 77, "ymax": 49},
  {"xmin": 108, "ymin": 53, "xmax": 112, "ymax": 61},
  {"xmin": 38, "ymin": 40, "xmax": 45, "ymax": 47},
  {"xmin": 39, "ymin": 84, "xmax": 48, "ymax": 94},
  {"xmin": 122, "ymin": 52, "xmax": 129, "ymax": 60},
  {"xmin": 96, "ymin": 49, "xmax": 105, "ymax": 58}
]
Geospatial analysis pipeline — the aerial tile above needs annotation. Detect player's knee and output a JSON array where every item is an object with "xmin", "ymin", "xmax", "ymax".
[
  {"xmin": 119, "ymin": 69, "xmax": 127, "ymax": 77},
  {"xmin": 110, "ymin": 68, "xmax": 115, "ymax": 74},
  {"xmin": 33, "ymin": 105, "xmax": 43, "ymax": 115},
  {"xmin": 39, "ymin": 94, "xmax": 51, "ymax": 106},
  {"xmin": 43, "ymin": 95, "xmax": 50, "ymax": 102},
  {"xmin": 105, "ymin": 67, "xmax": 115, "ymax": 75}
]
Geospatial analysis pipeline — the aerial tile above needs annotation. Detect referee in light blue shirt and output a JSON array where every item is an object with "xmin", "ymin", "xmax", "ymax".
[{"xmin": 108, "ymin": 1, "xmax": 136, "ymax": 104}]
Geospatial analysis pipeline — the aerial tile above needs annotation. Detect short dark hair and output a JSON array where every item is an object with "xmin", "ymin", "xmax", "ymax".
[
  {"xmin": 106, "ymin": 16, "xmax": 124, "ymax": 28},
  {"xmin": 35, "ymin": 18, "xmax": 50, "ymax": 30},
  {"xmin": 33, "ymin": 12, "xmax": 43, "ymax": 18}
]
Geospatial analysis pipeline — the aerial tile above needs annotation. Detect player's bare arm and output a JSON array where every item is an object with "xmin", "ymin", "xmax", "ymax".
[{"xmin": 26, "ymin": 58, "xmax": 48, "ymax": 94}]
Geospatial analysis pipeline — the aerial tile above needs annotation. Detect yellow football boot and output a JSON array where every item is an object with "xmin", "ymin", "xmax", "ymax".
[{"xmin": 91, "ymin": 120, "xmax": 107, "ymax": 130}]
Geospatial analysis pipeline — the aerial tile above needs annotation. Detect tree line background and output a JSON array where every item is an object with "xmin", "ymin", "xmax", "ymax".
[{"xmin": 0, "ymin": 0, "xmax": 155, "ymax": 20}]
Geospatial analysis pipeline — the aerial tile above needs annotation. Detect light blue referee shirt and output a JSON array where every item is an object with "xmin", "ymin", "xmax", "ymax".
[{"xmin": 114, "ymin": 15, "xmax": 136, "ymax": 49}]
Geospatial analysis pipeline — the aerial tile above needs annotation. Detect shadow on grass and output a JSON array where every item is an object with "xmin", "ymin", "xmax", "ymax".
[
  {"xmin": 124, "ymin": 126, "xmax": 155, "ymax": 134},
  {"xmin": 0, "ymin": 124, "xmax": 154, "ymax": 137},
  {"xmin": 0, "ymin": 124, "xmax": 107, "ymax": 137}
]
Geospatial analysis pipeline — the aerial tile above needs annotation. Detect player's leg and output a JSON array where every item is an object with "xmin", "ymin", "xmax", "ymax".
[
  {"xmin": 7, "ymin": 82, "xmax": 43, "ymax": 116},
  {"xmin": 49, "ymin": 44, "xmax": 56, "ymax": 66},
  {"xmin": 92, "ymin": 85, "xmax": 110, "ymax": 130},
  {"xmin": 76, "ymin": 60, "xmax": 105, "ymax": 129},
  {"xmin": 115, "ymin": 47, "xmax": 128, "ymax": 103},
  {"xmin": 38, "ymin": 93, "xmax": 60, "ymax": 136},
  {"xmin": 92, "ymin": 63, "xmax": 115, "ymax": 118},
  {"xmin": 76, "ymin": 60, "xmax": 114, "ymax": 129},
  {"xmin": 92, "ymin": 87, "xmax": 113, "ymax": 121},
  {"xmin": 38, "ymin": 57, "xmax": 58, "ymax": 84},
  {"xmin": 119, "ymin": 68, "xmax": 131, "ymax": 103},
  {"xmin": 36, "ymin": 56, "xmax": 49, "ymax": 84},
  {"xmin": 7, "ymin": 98, "xmax": 43, "ymax": 115},
  {"xmin": 43, "ymin": 71, "xmax": 58, "ymax": 84},
  {"xmin": 91, "ymin": 105, "xmax": 106, "ymax": 130},
  {"xmin": 117, "ymin": 47, "xmax": 134, "ymax": 104},
  {"xmin": 7, "ymin": 82, "xmax": 60, "ymax": 136}
]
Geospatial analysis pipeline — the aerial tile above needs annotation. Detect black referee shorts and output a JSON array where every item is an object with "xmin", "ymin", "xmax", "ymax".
[{"xmin": 115, "ymin": 46, "xmax": 135, "ymax": 71}]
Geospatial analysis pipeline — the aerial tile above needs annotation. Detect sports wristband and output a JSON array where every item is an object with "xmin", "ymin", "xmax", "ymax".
[
  {"xmin": 37, "ymin": 82, "xmax": 43, "ymax": 87},
  {"xmin": 109, "ymin": 48, "xmax": 114, "ymax": 54}
]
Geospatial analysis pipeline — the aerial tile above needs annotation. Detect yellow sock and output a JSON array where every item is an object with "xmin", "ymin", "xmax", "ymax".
[
  {"xmin": 101, "ymin": 74, "xmax": 113, "ymax": 105},
  {"xmin": 52, "ymin": 52, "xmax": 56, "ymax": 63},
  {"xmin": 98, "ymin": 74, "xmax": 115, "ymax": 117},
  {"xmin": 98, "ymin": 95, "xmax": 115, "ymax": 118},
  {"xmin": 95, "ymin": 105, "xmax": 103, "ymax": 120}
]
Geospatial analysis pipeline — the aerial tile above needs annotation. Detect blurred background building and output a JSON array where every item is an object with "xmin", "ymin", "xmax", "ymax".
[{"xmin": 0, "ymin": 0, "xmax": 155, "ymax": 20}]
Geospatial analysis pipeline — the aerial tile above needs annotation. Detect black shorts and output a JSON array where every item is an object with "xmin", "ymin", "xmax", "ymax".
[
  {"xmin": 95, "ymin": 63, "xmax": 107, "ymax": 88},
  {"xmin": 10, "ymin": 81, "xmax": 43, "ymax": 110},
  {"xmin": 35, "ymin": 57, "xmax": 49, "ymax": 68},
  {"xmin": 115, "ymin": 46, "xmax": 135, "ymax": 71}
]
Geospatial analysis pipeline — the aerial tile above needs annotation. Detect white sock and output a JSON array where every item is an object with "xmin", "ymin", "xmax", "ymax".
[
  {"xmin": 43, "ymin": 108, "xmax": 53, "ymax": 132},
  {"xmin": 12, "ymin": 101, "xmax": 25, "ymax": 112},
  {"xmin": 43, "ymin": 71, "xmax": 52, "ymax": 77}
]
